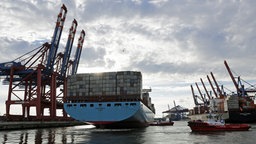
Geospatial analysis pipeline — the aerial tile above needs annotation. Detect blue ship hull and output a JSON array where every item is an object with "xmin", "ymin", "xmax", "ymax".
[{"xmin": 64, "ymin": 101, "xmax": 155, "ymax": 128}]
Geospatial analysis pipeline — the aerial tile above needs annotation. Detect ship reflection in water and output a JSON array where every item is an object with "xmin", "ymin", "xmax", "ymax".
[
  {"xmin": 1, "ymin": 125, "xmax": 95, "ymax": 144},
  {"xmin": 0, "ymin": 125, "xmax": 146, "ymax": 144}
]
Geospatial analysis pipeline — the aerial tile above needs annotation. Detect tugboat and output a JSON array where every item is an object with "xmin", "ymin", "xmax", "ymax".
[{"xmin": 187, "ymin": 113, "xmax": 251, "ymax": 132}]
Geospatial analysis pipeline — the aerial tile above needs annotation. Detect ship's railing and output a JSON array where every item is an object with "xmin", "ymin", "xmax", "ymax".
[{"xmin": 66, "ymin": 95, "xmax": 141, "ymax": 103}]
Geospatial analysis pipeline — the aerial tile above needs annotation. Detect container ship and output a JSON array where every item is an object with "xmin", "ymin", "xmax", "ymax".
[{"xmin": 64, "ymin": 71, "xmax": 155, "ymax": 128}]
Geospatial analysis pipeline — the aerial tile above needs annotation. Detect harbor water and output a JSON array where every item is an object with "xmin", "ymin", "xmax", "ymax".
[{"xmin": 1, "ymin": 121, "xmax": 256, "ymax": 144}]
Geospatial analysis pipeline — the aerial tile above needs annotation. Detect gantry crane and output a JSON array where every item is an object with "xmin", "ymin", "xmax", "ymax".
[
  {"xmin": 195, "ymin": 82, "xmax": 207, "ymax": 105},
  {"xmin": 0, "ymin": 4, "xmax": 85, "ymax": 121},
  {"xmin": 60, "ymin": 19, "xmax": 77, "ymax": 78},
  {"xmin": 224, "ymin": 60, "xmax": 247, "ymax": 96},
  {"xmin": 46, "ymin": 5, "xmax": 67, "ymax": 74},
  {"xmin": 200, "ymin": 78, "xmax": 211, "ymax": 100},
  {"xmin": 210, "ymin": 72, "xmax": 225, "ymax": 98},
  {"xmin": 207, "ymin": 75, "xmax": 218, "ymax": 98},
  {"xmin": 190, "ymin": 85, "xmax": 204, "ymax": 106},
  {"xmin": 71, "ymin": 30, "xmax": 85, "ymax": 75},
  {"xmin": 190, "ymin": 85, "xmax": 207, "ymax": 114}
]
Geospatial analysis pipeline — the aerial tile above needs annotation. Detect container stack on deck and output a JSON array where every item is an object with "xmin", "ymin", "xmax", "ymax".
[
  {"xmin": 67, "ymin": 71, "xmax": 142, "ymax": 97},
  {"xmin": 227, "ymin": 95, "xmax": 239, "ymax": 110},
  {"xmin": 66, "ymin": 71, "xmax": 155, "ymax": 112}
]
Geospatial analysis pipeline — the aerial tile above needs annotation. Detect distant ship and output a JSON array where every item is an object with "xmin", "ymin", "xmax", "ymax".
[
  {"xmin": 64, "ymin": 71, "xmax": 155, "ymax": 128},
  {"xmin": 149, "ymin": 117, "xmax": 174, "ymax": 126}
]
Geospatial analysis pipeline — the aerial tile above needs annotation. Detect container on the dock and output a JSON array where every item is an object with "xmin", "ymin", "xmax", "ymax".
[{"xmin": 209, "ymin": 98, "xmax": 225, "ymax": 112}]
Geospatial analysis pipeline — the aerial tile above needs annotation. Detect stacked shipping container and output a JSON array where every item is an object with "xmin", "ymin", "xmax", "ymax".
[
  {"xmin": 227, "ymin": 95, "xmax": 240, "ymax": 110},
  {"xmin": 67, "ymin": 71, "xmax": 142, "ymax": 97},
  {"xmin": 66, "ymin": 71, "xmax": 155, "ymax": 113}
]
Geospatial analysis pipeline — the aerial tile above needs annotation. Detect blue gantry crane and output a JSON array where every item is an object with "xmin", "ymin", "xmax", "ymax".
[
  {"xmin": 60, "ymin": 19, "xmax": 77, "ymax": 78},
  {"xmin": 71, "ymin": 30, "xmax": 85, "ymax": 75},
  {"xmin": 46, "ymin": 4, "xmax": 67, "ymax": 74},
  {"xmin": 0, "ymin": 4, "xmax": 85, "ymax": 121}
]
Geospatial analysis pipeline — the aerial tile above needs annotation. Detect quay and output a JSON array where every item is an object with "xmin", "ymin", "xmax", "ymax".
[{"xmin": 0, "ymin": 121, "xmax": 85, "ymax": 131}]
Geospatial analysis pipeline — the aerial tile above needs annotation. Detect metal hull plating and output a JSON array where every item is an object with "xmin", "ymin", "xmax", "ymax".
[
  {"xmin": 64, "ymin": 101, "xmax": 155, "ymax": 128},
  {"xmin": 226, "ymin": 110, "xmax": 256, "ymax": 123}
]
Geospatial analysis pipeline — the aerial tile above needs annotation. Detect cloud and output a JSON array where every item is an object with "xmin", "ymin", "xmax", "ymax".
[
  {"xmin": 0, "ymin": 37, "xmax": 33, "ymax": 62},
  {"xmin": 1, "ymin": 0, "xmax": 256, "ymax": 115},
  {"xmin": 79, "ymin": 46, "xmax": 106, "ymax": 67}
]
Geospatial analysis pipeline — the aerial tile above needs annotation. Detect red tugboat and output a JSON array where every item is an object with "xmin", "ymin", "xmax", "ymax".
[{"xmin": 188, "ymin": 114, "xmax": 251, "ymax": 132}]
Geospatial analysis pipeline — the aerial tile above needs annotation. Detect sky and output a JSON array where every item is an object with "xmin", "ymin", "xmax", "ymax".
[{"xmin": 1, "ymin": 0, "xmax": 256, "ymax": 117}]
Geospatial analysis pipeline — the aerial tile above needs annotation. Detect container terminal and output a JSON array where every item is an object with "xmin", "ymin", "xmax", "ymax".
[
  {"xmin": 189, "ymin": 60, "xmax": 256, "ymax": 123},
  {"xmin": 0, "ymin": 4, "xmax": 86, "ymax": 130}
]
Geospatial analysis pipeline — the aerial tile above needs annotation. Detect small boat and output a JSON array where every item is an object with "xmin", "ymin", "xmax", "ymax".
[
  {"xmin": 188, "ymin": 113, "xmax": 251, "ymax": 132},
  {"xmin": 150, "ymin": 117, "xmax": 174, "ymax": 126}
]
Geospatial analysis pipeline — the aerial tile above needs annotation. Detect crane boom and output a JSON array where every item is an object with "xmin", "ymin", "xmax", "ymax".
[
  {"xmin": 210, "ymin": 72, "xmax": 223, "ymax": 98},
  {"xmin": 191, "ymin": 85, "xmax": 199, "ymax": 106},
  {"xmin": 60, "ymin": 19, "xmax": 77, "ymax": 78},
  {"xmin": 207, "ymin": 75, "xmax": 218, "ymax": 98},
  {"xmin": 46, "ymin": 4, "xmax": 67, "ymax": 73},
  {"xmin": 71, "ymin": 30, "xmax": 85, "ymax": 75},
  {"xmin": 200, "ymin": 78, "xmax": 211, "ymax": 100},
  {"xmin": 224, "ymin": 60, "xmax": 241, "ymax": 95},
  {"xmin": 195, "ymin": 82, "xmax": 206, "ymax": 103}
]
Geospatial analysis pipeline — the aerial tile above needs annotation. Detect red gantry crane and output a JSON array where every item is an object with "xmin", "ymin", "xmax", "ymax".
[
  {"xmin": 207, "ymin": 75, "xmax": 218, "ymax": 98},
  {"xmin": 224, "ymin": 60, "xmax": 246, "ymax": 96},
  {"xmin": 224, "ymin": 60, "xmax": 256, "ymax": 94},
  {"xmin": 210, "ymin": 72, "xmax": 225, "ymax": 98},
  {"xmin": 195, "ymin": 82, "xmax": 207, "ymax": 105},
  {"xmin": 0, "ymin": 4, "xmax": 85, "ymax": 121},
  {"xmin": 200, "ymin": 78, "xmax": 211, "ymax": 100},
  {"xmin": 190, "ymin": 85, "xmax": 204, "ymax": 106},
  {"xmin": 190, "ymin": 85, "xmax": 206, "ymax": 114}
]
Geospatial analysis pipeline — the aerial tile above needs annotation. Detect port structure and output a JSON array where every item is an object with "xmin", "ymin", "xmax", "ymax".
[
  {"xmin": 191, "ymin": 71, "xmax": 226, "ymax": 114},
  {"xmin": 224, "ymin": 60, "xmax": 256, "ymax": 95},
  {"xmin": 0, "ymin": 4, "xmax": 85, "ymax": 121},
  {"xmin": 190, "ymin": 60, "xmax": 256, "ymax": 115}
]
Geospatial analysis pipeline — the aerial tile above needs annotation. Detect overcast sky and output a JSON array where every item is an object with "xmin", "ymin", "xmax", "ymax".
[{"xmin": 1, "ymin": 0, "xmax": 256, "ymax": 117}]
